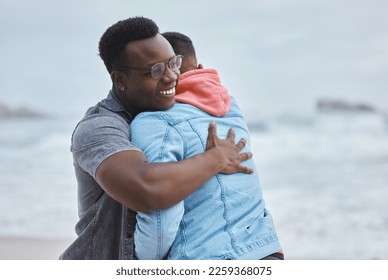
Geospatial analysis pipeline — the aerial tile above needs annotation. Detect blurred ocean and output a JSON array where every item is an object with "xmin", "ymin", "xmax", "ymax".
[{"xmin": 1, "ymin": 108, "xmax": 387, "ymax": 259}]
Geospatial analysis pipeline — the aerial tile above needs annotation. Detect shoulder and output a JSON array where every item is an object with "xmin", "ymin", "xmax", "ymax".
[
  {"xmin": 72, "ymin": 108, "xmax": 131, "ymax": 150},
  {"xmin": 132, "ymin": 110, "xmax": 165, "ymax": 125},
  {"xmin": 226, "ymin": 96, "xmax": 243, "ymax": 116},
  {"xmin": 131, "ymin": 107, "xmax": 186, "ymax": 129},
  {"xmin": 130, "ymin": 111, "xmax": 169, "ymax": 142}
]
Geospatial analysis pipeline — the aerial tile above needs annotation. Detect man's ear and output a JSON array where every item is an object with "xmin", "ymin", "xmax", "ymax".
[
  {"xmin": 111, "ymin": 71, "xmax": 126, "ymax": 89},
  {"xmin": 197, "ymin": 63, "xmax": 204, "ymax": 69}
]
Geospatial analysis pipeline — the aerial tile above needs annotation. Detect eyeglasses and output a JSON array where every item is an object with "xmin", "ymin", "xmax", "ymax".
[{"xmin": 116, "ymin": 55, "xmax": 183, "ymax": 80}]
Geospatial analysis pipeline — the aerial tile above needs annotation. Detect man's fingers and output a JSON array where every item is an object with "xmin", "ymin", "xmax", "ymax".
[
  {"xmin": 226, "ymin": 128, "xmax": 235, "ymax": 142},
  {"xmin": 237, "ymin": 164, "xmax": 254, "ymax": 174},
  {"xmin": 236, "ymin": 152, "xmax": 253, "ymax": 174},
  {"xmin": 239, "ymin": 151, "xmax": 253, "ymax": 162},
  {"xmin": 206, "ymin": 123, "xmax": 253, "ymax": 175},
  {"xmin": 208, "ymin": 121, "xmax": 217, "ymax": 137},
  {"xmin": 235, "ymin": 138, "xmax": 247, "ymax": 151},
  {"xmin": 206, "ymin": 122, "xmax": 217, "ymax": 150}
]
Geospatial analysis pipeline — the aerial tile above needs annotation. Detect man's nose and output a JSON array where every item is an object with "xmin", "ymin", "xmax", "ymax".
[{"xmin": 162, "ymin": 67, "xmax": 179, "ymax": 83}]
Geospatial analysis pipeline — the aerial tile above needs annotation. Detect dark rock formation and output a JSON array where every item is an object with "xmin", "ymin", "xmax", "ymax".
[
  {"xmin": 317, "ymin": 99, "xmax": 376, "ymax": 113},
  {"xmin": 0, "ymin": 102, "xmax": 44, "ymax": 118}
]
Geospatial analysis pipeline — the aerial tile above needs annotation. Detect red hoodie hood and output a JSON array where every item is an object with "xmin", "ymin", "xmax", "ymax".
[{"xmin": 175, "ymin": 68, "xmax": 231, "ymax": 117}]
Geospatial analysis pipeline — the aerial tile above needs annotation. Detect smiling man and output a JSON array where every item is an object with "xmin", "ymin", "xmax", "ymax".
[{"xmin": 59, "ymin": 17, "xmax": 253, "ymax": 260}]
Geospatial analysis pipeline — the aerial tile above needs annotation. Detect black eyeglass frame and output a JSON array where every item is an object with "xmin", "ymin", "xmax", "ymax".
[{"xmin": 115, "ymin": 55, "xmax": 183, "ymax": 79}]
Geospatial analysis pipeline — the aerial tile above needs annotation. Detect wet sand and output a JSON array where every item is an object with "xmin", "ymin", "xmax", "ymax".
[{"xmin": 0, "ymin": 237, "xmax": 72, "ymax": 260}]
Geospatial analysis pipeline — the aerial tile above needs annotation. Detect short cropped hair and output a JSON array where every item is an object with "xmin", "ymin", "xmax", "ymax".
[
  {"xmin": 161, "ymin": 32, "xmax": 196, "ymax": 58},
  {"xmin": 99, "ymin": 17, "xmax": 159, "ymax": 73}
]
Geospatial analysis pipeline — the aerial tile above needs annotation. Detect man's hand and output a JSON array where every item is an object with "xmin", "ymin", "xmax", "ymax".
[{"xmin": 206, "ymin": 122, "xmax": 253, "ymax": 174}]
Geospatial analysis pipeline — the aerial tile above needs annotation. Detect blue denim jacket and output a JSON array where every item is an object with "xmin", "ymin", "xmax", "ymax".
[
  {"xmin": 131, "ymin": 98, "xmax": 282, "ymax": 260},
  {"xmin": 60, "ymin": 90, "xmax": 140, "ymax": 259}
]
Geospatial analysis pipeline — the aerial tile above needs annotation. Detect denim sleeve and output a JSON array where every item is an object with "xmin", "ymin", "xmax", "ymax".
[
  {"xmin": 131, "ymin": 112, "xmax": 185, "ymax": 260},
  {"xmin": 71, "ymin": 113, "xmax": 141, "ymax": 178}
]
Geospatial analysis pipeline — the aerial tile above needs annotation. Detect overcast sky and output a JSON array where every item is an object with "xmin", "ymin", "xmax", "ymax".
[{"xmin": 1, "ymin": 0, "xmax": 387, "ymax": 118}]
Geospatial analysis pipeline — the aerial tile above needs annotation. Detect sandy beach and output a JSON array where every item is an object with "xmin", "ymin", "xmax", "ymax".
[{"xmin": 0, "ymin": 237, "xmax": 72, "ymax": 260}]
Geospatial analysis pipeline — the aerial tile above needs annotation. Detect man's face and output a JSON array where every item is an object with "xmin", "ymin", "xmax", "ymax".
[{"xmin": 120, "ymin": 34, "xmax": 179, "ymax": 115}]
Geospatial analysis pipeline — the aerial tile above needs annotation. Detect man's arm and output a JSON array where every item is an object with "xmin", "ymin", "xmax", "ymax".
[{"xmin": 96, "ymin": 122, "xmax": 252, "ymax": 212}]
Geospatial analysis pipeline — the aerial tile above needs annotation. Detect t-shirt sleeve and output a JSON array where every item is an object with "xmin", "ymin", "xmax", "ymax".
[{"xmin": 71, "ymin": 113, "xmax": 141, "ymax": 178}]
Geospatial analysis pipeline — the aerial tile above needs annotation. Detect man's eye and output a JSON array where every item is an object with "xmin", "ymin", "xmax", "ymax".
[{"xmin": 139, "ymin": 70, "xmax": 152, "ymax": 77}]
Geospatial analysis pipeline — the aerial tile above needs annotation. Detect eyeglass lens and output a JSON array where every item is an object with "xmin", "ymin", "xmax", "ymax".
[{"xmin": 151, "ymin": 55, "xmax": 182, "ymax": 79}]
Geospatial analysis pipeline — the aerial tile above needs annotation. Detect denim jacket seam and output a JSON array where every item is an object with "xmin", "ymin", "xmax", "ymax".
[
  {"xmin": 158, "ymin": 114, "xmax": 188, "ymax": 158},
  {"xmin": 158, "ymin": 118, "xmax": 189, "ymax": 260},
  {"xmin": 86, "ymin": 200, "xmax": 100, "ymax": 260},
  {"xmin": 158, "ymin": 122, "xmax": 171, "ymax": 161},
  {"xmin": 122, "ymin": 208, "xmax": 137, "ymax": 260},
  {"xmin": 234, "ymin": 233, "xmax": 279, "ymax": 256},
  {"xmin": 179, "ymin": 219, "xmax": 188, "ymax": 260},
  {"xmin": 153, "ymin": 122, "xmax": 175, "ymax": 260},
  {"xmin": 156, "ymin": 210, "xmax": 163, "ymax": 259},
  {"xmin": 186, "ymin": 120, "xmax": 205, "ymax": 151},
  {"xmin": 217, "ymin": 174, "xmax": 239, "ymax": 252}
]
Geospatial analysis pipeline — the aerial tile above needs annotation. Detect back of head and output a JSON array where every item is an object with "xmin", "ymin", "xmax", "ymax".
[
  {"xmin": 162, "ymin": 31, "xmax": 198, "ymax": 73},
  {"xmin": 99, "ymin": 17, "xmax": 159, "ymax": 73}
]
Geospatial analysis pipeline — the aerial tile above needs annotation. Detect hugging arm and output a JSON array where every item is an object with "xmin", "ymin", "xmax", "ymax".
[{"xmin": 96, "ymin": 121, "xmax": 252, "ymax": 212}]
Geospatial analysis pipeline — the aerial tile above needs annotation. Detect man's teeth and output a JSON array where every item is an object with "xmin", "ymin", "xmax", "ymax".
[{"xmin": 160, "ymin": 88, "xmax": 175, "ymax": 95}]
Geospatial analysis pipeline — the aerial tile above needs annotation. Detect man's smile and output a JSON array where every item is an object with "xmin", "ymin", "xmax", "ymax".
[{"xmin": 160, "ymin": 87, "xmax": 175, "ymax": 96}]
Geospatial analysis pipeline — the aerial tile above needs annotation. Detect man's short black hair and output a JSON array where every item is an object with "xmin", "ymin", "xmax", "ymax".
[
  {"xmin": 99, "ymin": 17, "xmax": 159, "ymax": 73},
  {"xmin": 161, "ymin": 31, "xmax": 196, "ymax": 59}
]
